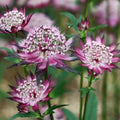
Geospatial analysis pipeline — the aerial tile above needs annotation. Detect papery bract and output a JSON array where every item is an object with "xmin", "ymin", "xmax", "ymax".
[
  {"xmin": 9, "ymin": 74, "xmax": 53, "ymax": 112},
  {"xmin": 75, "ymin": 36, "xmax": 120, "ymax": 75},
  {"xmin": 17, "ymin": 25, "xmax": 73, "ymax": 71},
  {"xmin": 0, "ymin": 7, "xmax": 31, "ymax": 33}
]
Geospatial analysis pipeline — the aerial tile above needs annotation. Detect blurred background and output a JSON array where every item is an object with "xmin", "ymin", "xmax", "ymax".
[{"xmin": 0, "ymin": 0, "xmax": 120, "ymax": 120}]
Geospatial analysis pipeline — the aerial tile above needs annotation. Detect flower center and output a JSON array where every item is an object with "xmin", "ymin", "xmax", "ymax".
[
  {"xmin": 21, "ymin": 26, "xmax": 69, "ymax": 58},
  {"xmin": 0, "ymin": 10, "xmax": 25, "ymax": 32},
  {"xmin": 83, "ymin": 41, "xmax": 113, "ymax": 67},
  {"xmin": 16, "ymin": 79, "xmax": 45, "ymax": 105}
]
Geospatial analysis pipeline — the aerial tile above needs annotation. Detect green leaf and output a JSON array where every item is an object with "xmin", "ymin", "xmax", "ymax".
[
  {"xmin": 61, "ymin": 12, "xmax": 77, "ymax": 24},
  {"xmin": 44, "ymin": 104, "xmax": 68, "ymax": 116},
  {"xmin": 89, "ymin": 25, "xmax": 107, "ymax": 32},
  {"xmin": 62, "ymin": 108, "xmax": 78, "ymax": 120},
  {"xmin": 0, "ymin": 47, "xmax": 14, "ymax": 55},
  {"xmin": 8, "ymin": 111, "xmax": 40, "ymax": 120},
  {"xmin": 79, "ymin": 87, "xmax": 89, "ymax": 98},
  {"xmin": 5, "ymin": 57, "xmax": 20, "ymax": 63},
  {"xmin": 77, "ymin": 15, "xmax": 82, "ymax": 24},
  {"xmin": 92, "ymin": 77, "xmax": 100, "ymax": 83},
  {"xmin": 85, "ymin": 92, "xmax": 98, "ymax": 120}
]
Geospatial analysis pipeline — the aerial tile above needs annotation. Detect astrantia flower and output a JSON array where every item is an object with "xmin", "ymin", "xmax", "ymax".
[
  {"xmin": 24, "ymin": 13, "xmax": 54, "ymax": 32},
  {"xmin": 75, "ymin": 36, "xmax": 120, "ymax": 75},
  {"xmin": 9, "ymin": 74, "xmax": 53, "ymax": 112},
  {"xmin": 17, "ymin": 25, "xmax": 73, "ymax": 70},
  {"xmin": 0, "ymin": 0, "xmax": 12, "ymax": 6},
  {"xmin": 92, "ymin": 0, "xmax": 120, "ymax": 27},
  {"xmin": 78, "ymin": 19, "xmax": 89, "ymax": 31},
  {"xmin": 0, "ymin": 7, "xmax": 31, "ymax": 33},
  {"xmin": 26, "ymin": 0, "xmax": 50, "ymax": 8},
  {"xmin": 53, "ymin": 0, "xmax": 80, "ymax": 11},
  {"xmin": 40, "ymin": 105, "xmax": 66, "ymax": 120}
]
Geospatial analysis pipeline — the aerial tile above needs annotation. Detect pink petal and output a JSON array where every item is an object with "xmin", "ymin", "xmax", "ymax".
[
  {"xmin": 111, "ymin": 57, "xmax": 120, "ymax": 63},
  {"xmin": 86, "ymin": 37, "xmax": 92, "ymax": 45},
  {"xmin": 36, "ymin": 61, "xmax": 47, "ymax": 70},
  {"xmin": 80, "ymin": 40, "xmax": 85, "ymax": 49},
  {"xmin": 109, "ymin": 44, "xmax": 116, "ymax": 51},
  {"xmin": 48, "ymin": 57, "xmax": 57, "ymax": 66}
]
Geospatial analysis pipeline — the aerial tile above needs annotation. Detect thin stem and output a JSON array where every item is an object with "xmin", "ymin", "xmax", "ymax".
[
  {"xmin": 37, "ymin": 109, "xmax": 43, "ymax": 120},
  {"xmin": 102, "ymin": 71, "xmax": 107, "ymax": 120},
  {"xmin": 84, "ymin": 0, "xmax": 90, "ymax": 18},
  {"xmin": 113, "ymin": 70, "xmax": 119, "ymax": 119},
  {"xmin": 83, "ymin": 71, "xmax": 93, "ymax": 120},
  {"xmin": 79, "ymin": 67, "xmax": 84, "ymax": 120},
  {"xmin": 45, "ymin": 66, "xmax": 54, "ymax": 120}
]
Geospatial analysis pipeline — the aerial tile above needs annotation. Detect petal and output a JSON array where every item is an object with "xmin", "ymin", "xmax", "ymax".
[
  {"xmin": 55, "ymin": 54, "xmax": 73, "ymax": 61},
  {"xmin": 111, "ymin": 57, "xmax": 120, "ymax": 63},
  {"xmin": 80, "ymin": 40, "xmax": 85, "ymax": 49},
  {"xmin": 86, "ymin": 37, "xmax": 92, "ymax": 45},
  {"xmin": 36, "ymin": 61, "xmax": 47, "ymax": 70},
  {"xmin": 109, "ymin": 44, "xmax": 116, "ymax": 52},
  {"xmin": 48, "ymin": 57, "xmax": 57, "ymax": 66}
]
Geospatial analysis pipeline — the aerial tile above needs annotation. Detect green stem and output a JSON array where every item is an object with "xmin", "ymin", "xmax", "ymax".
[
  {"xmin": 113, "ymin": 71, "xmax": 119, "ymax": 119},
  {"xmin": 83, "ymin": 71, "xmax": 93, "ymax": 120},
  {"xmin": 37, "ymin": 109, "xmax": 43, "ymax": 120},
  {"xmin": 23, "ymin": 65, "xmax": 28, "ymax": 77},
  {"xmin": 45, "ymin": 66, "xmax": 54, "ymax": 120},
  {"xmin": 79, "ymin": 67, "xmax": 84, "ymax": 120},
  {"xmin": 102, "ymin": 71, "xmax": 107, "ymax": 120},
  {"xmin": 84, "ymin": 0, "xmax": 90, "ymax": 18}
]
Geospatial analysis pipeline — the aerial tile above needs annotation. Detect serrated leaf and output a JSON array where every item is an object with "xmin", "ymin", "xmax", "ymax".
[
  {"xmin": 62, "ymin": 108, "xmax": 78, "ymax": 120},
  {"xmin": 89, "ymin": 25, "xmax": 107, "ymax": 31},
  {"xmin": 85, "ymin": 92, "xmax": 98, "ymax": 120},
  {"xmin": 8, "ymin": 111, "xmax": 40, "ymax": 120},
  {"xmin": 61, "ymin": 12, "xmax": 77, "ymax": 24},
  {"xmin": 44, "ymin": 104, "xmax": 68, "ymax": 116}
]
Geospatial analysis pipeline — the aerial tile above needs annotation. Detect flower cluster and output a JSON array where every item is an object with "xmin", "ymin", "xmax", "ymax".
[
  {"xmin": 75, "ymin": 36, "xmax": 119, "ymax": 75},
  {"xmin": 9, "ymin": 74, "xmax": 53, "ymax": 113},
  {"xmin": 18, "ymin": 25, "xmax": 73, "ymax": 70},
  {"xmin": 93, "ymin": 0, "xmax": 120, "ymax": 27},
  {"xmin": 0, "ymin": 8, "xmax": 31, "ymax": 33}
]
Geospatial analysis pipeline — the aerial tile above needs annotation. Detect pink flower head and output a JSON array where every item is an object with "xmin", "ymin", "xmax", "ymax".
[
  {"xmin": 93, "ymin": 0, "xmax": 120, "ymax": 27},
  {"xmin": 0, "ymin": 0, "xmax": 12, "ymax": 6},
  {"xmin": 0, "ymin": 7, "xmax": 31, "ymax": 33},
  {"xmin": 24, "ymin": 13, "xmax": 54, "ymax": 32},
  {"xmin": 78, "ymin": 19, "xmax": 89, "ymax": 31},
  {"xmin": 75, "ymin": 36, "xmax": 120, "ymax": 75},
  {"xmin": 9, "ymin": 74, "xmax": 53, "ymax": 111},
  {"xmin": 17, "ymin": 25, "xmax": 73, "ymax": 70},
  {"xmin": 53, "ymin": 0, "xmax": 80, "ymax": 11},
  {"xmin": 26, "ymin": 0, "xmax": 50, "ymax": 8},
  {"xmin": 40, "ymin": 105, "xmax": 66, "ymax": 120}
]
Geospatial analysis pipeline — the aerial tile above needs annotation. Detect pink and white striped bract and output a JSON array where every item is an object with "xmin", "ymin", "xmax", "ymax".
[
  {"xmin": 18, "ymin": 25, "xmax": 73, "ymax": 70},
  {"xmin": 75, "ymin": 36, "xmax": 120, "ymax": 74},
  {"xmin": 9, "ymin": 75, "xmax": 53, "ymax": 111},
  {"xmin": 0, "ymin": 7, "xmax": 31, "ymax": 33}
]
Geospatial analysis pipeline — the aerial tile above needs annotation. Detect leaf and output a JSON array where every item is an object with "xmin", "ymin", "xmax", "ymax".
[
  {"xmin": 0, "ymin": 47, "xmax": 14, "ymax": 55},
  {"xmin": 77, "ymin": 15, "xmax": 82, "ymax": 24},
  {"xmin": 5, "ymin": 57, "xmax": 20, "ymax": 63},
  {"xmin": 61, "ymin": 12, "xmax": 77, "ymax": 24},
  {"xmin": 79, "ymin": 87, "xmax": 89, "ymax": 98},
  {"xmin": 8, "ymin": 111, "xmax": 40, "ymax": 120},
  {"xmin": 89, "ymin": 25, "xmax": 107, "ymax": 31},
  {"xmin": 85, "ymin": 92, "xmax": 98, "ymax": 120},
  {"xmin": 44, "ymin": 104, "xmax": 68, "ymax": 116},
  {"xmin": 62, "ymin": 108, "xmax": 78, "ymax": 120}
]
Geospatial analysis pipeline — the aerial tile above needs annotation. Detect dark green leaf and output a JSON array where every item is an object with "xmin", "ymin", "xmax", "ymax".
[
  {"xmin": 77, "ymin": 15, "xmax": 82, "ymax": 24},
  {"xmin": 8, "ymin": 111, "xmax": 40, "ymax": 120},
  {"xmin": 62, "ymin": 108, "xmax": 78, "ymax": 120},
  {"xmin": 79, "ymin": 87, "xmax": 89, "ymax": 98},
  {"xmin": 61, "ymin": 12, "xmax": 77, "ymax": 24},
  {"xmin": 44, "ymin": 104, "xmax": 68, "ymax": 116},
  {"xmin": 89, "ymin": 25, "xmax": 107, "ymax": 32},
  {"xmin": 0, "ymin": 47, "xmax": 14, "ymax": 55},
  {"xmin": 85, "ymin": 92, "xmax": 98, "ymax": 120},
  {"xmin": 5, "ymin": 57, "xmax": 20, "ymax": 63}
]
